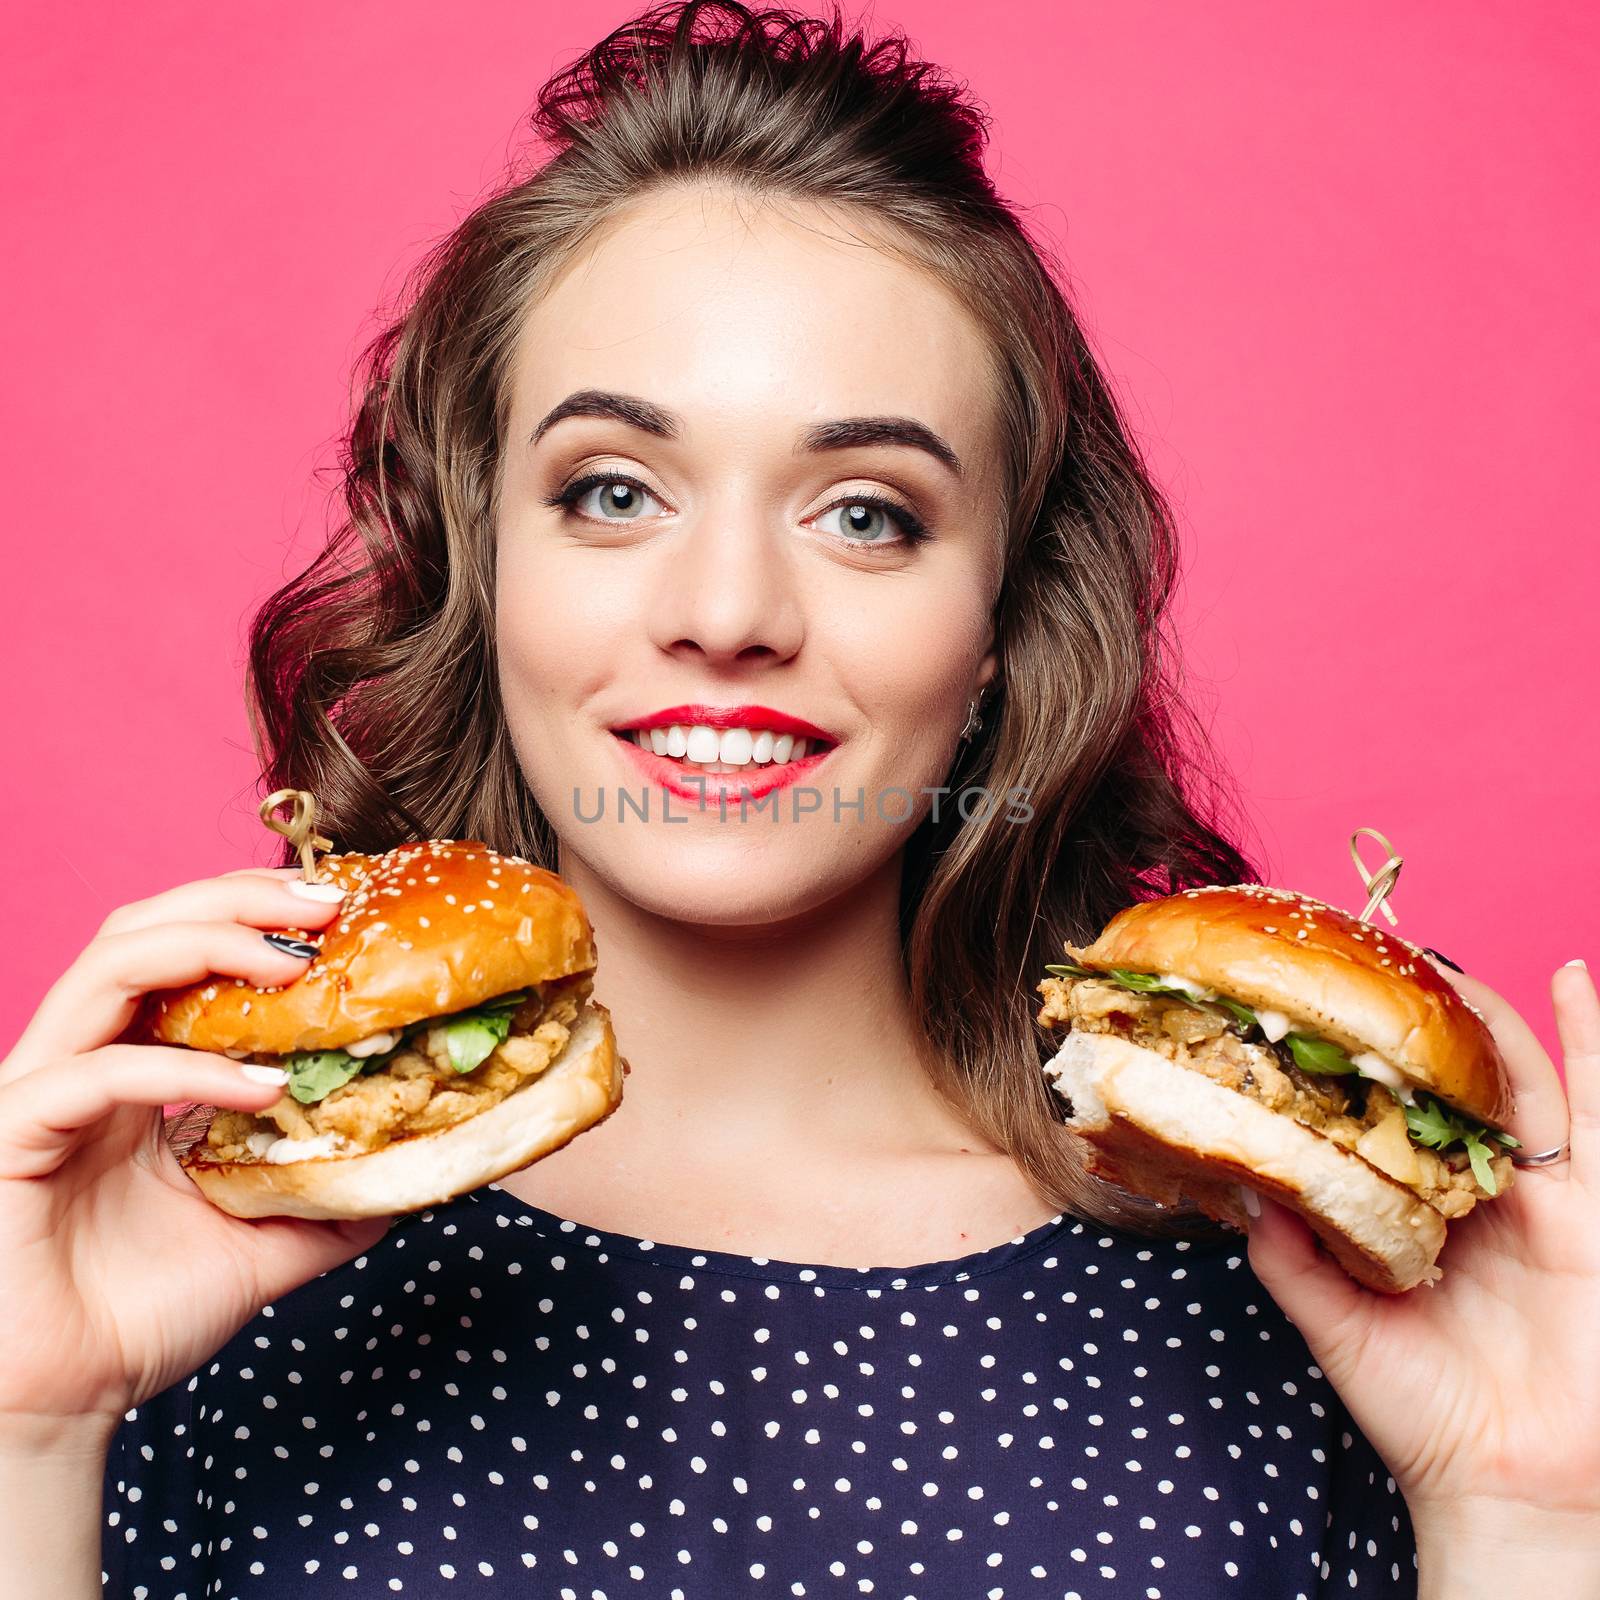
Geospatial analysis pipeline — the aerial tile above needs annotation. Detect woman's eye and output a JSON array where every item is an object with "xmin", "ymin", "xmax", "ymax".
[
  {"xmin": 815, "ymin": 496, "xmax": 928, "ymax": 548},
  {"xmin": 543, "ymin": 475, "xmax": 927, "ymax": 548},
  {"xmin": 545, "ymin": 473, "xmax": 666, "ymax": 523}
]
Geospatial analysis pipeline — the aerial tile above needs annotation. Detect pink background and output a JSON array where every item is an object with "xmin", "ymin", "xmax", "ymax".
[{"xmin": 3, "ymin": 3, "xmax": 1595, "ymax": 1067}]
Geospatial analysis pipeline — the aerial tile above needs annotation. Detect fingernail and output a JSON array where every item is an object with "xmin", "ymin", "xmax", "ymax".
[
  {"xmin": 240, "ymin": 1063, "xmax": 289, "ymax": 1085},
  {"xmin": 287, "ymin": 879, "xmax": 346, "ymax": 903},
  {"xmin": 263, "ymin": 933, "xmax": 319, "ymax": 959},
  {"xmin": 1423, "ymin": 946, "xmax": 1465, "ymax": 973},
  {"xmin": 1236, "ymin": 1183, "xmax": 1261, "ymax": 1218},
  {"xmin": 1566, "ymin": 958, "xmax": 1589, "ymax": 970}
]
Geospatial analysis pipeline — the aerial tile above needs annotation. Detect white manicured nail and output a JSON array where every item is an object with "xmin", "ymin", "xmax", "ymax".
[
  {"xmin": 240, "ymin": 1064, "xmax": 289, "ymax": 1085},
  {"xmin": 1236, "ymin": 1184, "xmax": 1261, "ymax": 1219},
  {"xmin": 287, "ymin": 879, "xmax": 346, "ymax": 902},
  {"xmin": 1565, "ymin": 958, "xmax": 1588, "ymax": 970}
]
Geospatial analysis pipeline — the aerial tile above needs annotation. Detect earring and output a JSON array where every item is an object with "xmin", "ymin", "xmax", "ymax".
[{"xmin": 958, "ymin": 696, "xmax": 984, "ymax": 743}]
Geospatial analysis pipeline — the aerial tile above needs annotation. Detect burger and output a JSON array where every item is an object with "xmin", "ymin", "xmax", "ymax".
[
  {"xmin": 1036, "ymin": 884, "xmax": 1519, "ymax": 1293},
  {"xmin": 146, "ymin": 839, "xmax": 624, "ymax": 1221}
]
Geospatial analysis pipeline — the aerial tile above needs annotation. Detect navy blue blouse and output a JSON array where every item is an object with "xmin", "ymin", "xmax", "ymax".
[{"xmin": 101, "ymin": 1182, "xmax": 1417, "ymax": 1598}]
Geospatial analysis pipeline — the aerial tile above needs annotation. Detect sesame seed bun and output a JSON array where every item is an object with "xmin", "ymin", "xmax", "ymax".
[
  {"xmin": 1076, "ymin": 884, "xmax": 1512, "ymax": 1128},
  {"xmin": 148, "ymin": 841, "xmax": 598, "ymax": 1055},
  {"xmin": 147, "ymin": 839, "xmax": 621, "ymax": 1222}
]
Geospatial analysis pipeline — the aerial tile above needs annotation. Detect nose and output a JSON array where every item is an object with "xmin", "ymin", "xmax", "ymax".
[{"xmin": 645, "ymin": 488, "xmax": 805, "ymax": 668}]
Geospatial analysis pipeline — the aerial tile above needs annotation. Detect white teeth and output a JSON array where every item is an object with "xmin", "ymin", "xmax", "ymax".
[
  {"xmin": 685, "ymin": 725, "xmax": 721, "ymax": 763},
  {"xmin": 625, "ymin": 723, "xmax": 828, "ymax": 767}
]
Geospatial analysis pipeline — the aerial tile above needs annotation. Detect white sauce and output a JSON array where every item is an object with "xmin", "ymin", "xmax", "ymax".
[
  {"xmin": 1254, "ymin": 1007, "xmax": 1293, "ymax": 1043},
  {"xmin": 345, "ymin": 1030, "xmax": 401, "ymax": 1059},
  {"xmin": 262, "ymin": 1132, "xmax": 347, "ymax": 1164},
  {"xmin": 1351, "ymin": 1050, "xmax": 1417, "ymax": 1105},
  {"xmin": 1156, "ymin": 972, "xmax": 1218, "ymax": 1002}
]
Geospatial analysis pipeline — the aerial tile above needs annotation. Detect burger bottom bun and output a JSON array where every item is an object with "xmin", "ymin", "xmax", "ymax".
[
  {"xmin": 1045, "ymin": 1030, "xmax": 1449, "ymax": 1295},
  {"xmin": 180, "ymin": 1000, "xmax": 623, "ymax": 1222}
]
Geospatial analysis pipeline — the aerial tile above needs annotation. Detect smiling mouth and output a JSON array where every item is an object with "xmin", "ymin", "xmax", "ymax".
[{"xmin": 610, "ymin": 721, "xmax": 836, "ymax": 773}]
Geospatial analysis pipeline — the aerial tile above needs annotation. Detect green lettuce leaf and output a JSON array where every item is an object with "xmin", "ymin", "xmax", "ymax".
[
  {"xmin": 1403, "ymin": 1094, "xmax": 1512, "ymax": 1195},
  {"xmin": 439, "ymin": 1011, "xmax": 515, "ymax": 1074},
  {"xmin": 1107, "ymin": 968, "xmax": 1192, "ymax": 997},
  {"xmin": 285, "ymin": 1049, "xmax": 366, "ymax": 1105},
  {"xmin": 1285, "ymin": 1034, "xmax": 1355, "ymax": 1076},
  {"xmin": 1213, "ymin": 997, "xmax": 1259, "ymax": 1030},
  {"xmin": 1465, "ymin": 1135, "xmax": 1497, "ymax": 1193},
  {"xmin": 283, "ymin": 988, "xmax": 534, "ymax": 1101},
  {"xmin": 433, "ymin": 989, "xmax": 532, "ymax": 1074}
]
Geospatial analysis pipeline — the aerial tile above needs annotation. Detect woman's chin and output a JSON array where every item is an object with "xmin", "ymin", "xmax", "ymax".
[{"xmin": 570, "ymin": 834, "xmax": 878, "ymax": 929}]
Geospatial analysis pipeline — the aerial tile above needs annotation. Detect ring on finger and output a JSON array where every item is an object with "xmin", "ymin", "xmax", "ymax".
[{"xmin": 1509, "ymin": 1141, "xmax": 1572, "ymax": 1168}]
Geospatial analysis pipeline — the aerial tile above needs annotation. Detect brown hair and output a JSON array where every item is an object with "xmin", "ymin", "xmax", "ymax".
[{"xmin": 248, "ymin": 0, "xmax": 1261, "ymax": 1240}]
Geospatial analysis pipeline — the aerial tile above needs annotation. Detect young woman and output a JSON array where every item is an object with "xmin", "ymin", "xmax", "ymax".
[{"xmin": 3, "ymin": 4, "xmax": 1596, "ymax": 1596}]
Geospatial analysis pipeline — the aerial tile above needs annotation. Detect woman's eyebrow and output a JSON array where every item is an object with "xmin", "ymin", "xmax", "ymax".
[{"xmin": 530, "ymin": 388, "xmax": 963, "ymax": 479}]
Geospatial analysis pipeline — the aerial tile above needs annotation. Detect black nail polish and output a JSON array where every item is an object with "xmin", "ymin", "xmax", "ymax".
[
  {"xmin": 1423, "ymin": 945, "xmax": 1465, "ymax": 973},
  {"xmin": 263, "ymin": 933, "xmax": 319, "ymax": 959}
]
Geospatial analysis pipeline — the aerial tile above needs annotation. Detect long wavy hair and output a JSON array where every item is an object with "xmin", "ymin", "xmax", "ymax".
[{"xmin": 247, "ymin": 0, "xmax": 1262, "ymax": 1239}]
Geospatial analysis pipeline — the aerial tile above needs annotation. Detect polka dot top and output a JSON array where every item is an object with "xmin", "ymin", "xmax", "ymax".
[{"xmin": 100, "ymin": 1183, "xmax": 1418, "ymax": 1598}]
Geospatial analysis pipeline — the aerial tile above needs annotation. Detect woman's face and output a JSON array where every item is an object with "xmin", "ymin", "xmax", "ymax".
[{"xmin": 494, "ymin": 185, "xmax": 1005, "ymax": 927}]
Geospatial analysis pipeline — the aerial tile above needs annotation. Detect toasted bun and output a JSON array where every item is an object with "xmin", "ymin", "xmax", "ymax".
[
  {"xmin": 149, "ymin": 841, "xmax": 597, "ymax": 1055},
  {"xmin": 1077, "ymin": 885, "xmax": 1513, "ymax": 1128},
  {"xmin": 1046, "ymin": 1030, "xmax": 1449, "ymax": 1294},
  {"xmin": 177, "ymin": 999, "xmax": 622, "ymax": 1220}
]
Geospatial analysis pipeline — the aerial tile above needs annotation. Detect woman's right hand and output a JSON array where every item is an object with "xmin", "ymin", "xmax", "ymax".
[{"xmin": 0, "ymin": 869, "xmax": 393, "ymax": 1452}]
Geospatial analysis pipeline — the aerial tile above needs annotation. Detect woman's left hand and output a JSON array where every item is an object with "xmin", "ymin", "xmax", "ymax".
[{"xmin": 1243, "ymin": 956, "xmax": 1600, "ymax": 1589}]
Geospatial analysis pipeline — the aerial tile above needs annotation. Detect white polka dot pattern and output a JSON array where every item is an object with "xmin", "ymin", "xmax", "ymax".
[{"xmin": 100, "ymin": 1186, "xmax": 1418, "ymax": 1597}]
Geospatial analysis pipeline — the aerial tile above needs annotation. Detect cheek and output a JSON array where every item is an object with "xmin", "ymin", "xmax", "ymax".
[
  {"xmin": 827, "ymin": 579, "xmax": 991, "ymax": 742},
  {"xmin": 494, "ymin": 542, "xmax": 630, "ymax": 719}
]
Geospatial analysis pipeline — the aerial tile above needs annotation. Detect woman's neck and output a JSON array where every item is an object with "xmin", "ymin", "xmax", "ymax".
[
  {"xmin": 555, "ymin": 844, "xmax": 977, "ymax": 1162},
  {"xmin": 496, "ymin": 845, "xmax": 1056, "ymax": 1264}
]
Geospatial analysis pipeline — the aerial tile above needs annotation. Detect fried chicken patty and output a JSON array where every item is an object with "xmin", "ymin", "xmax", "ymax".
[
  {"xmin": 205, "ymin": 972, "xmax": 594, "ymax": 1161},
  {"xmin": 1037, "ymin": 973, "xmax": 1507, "ymax": 1218}
]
